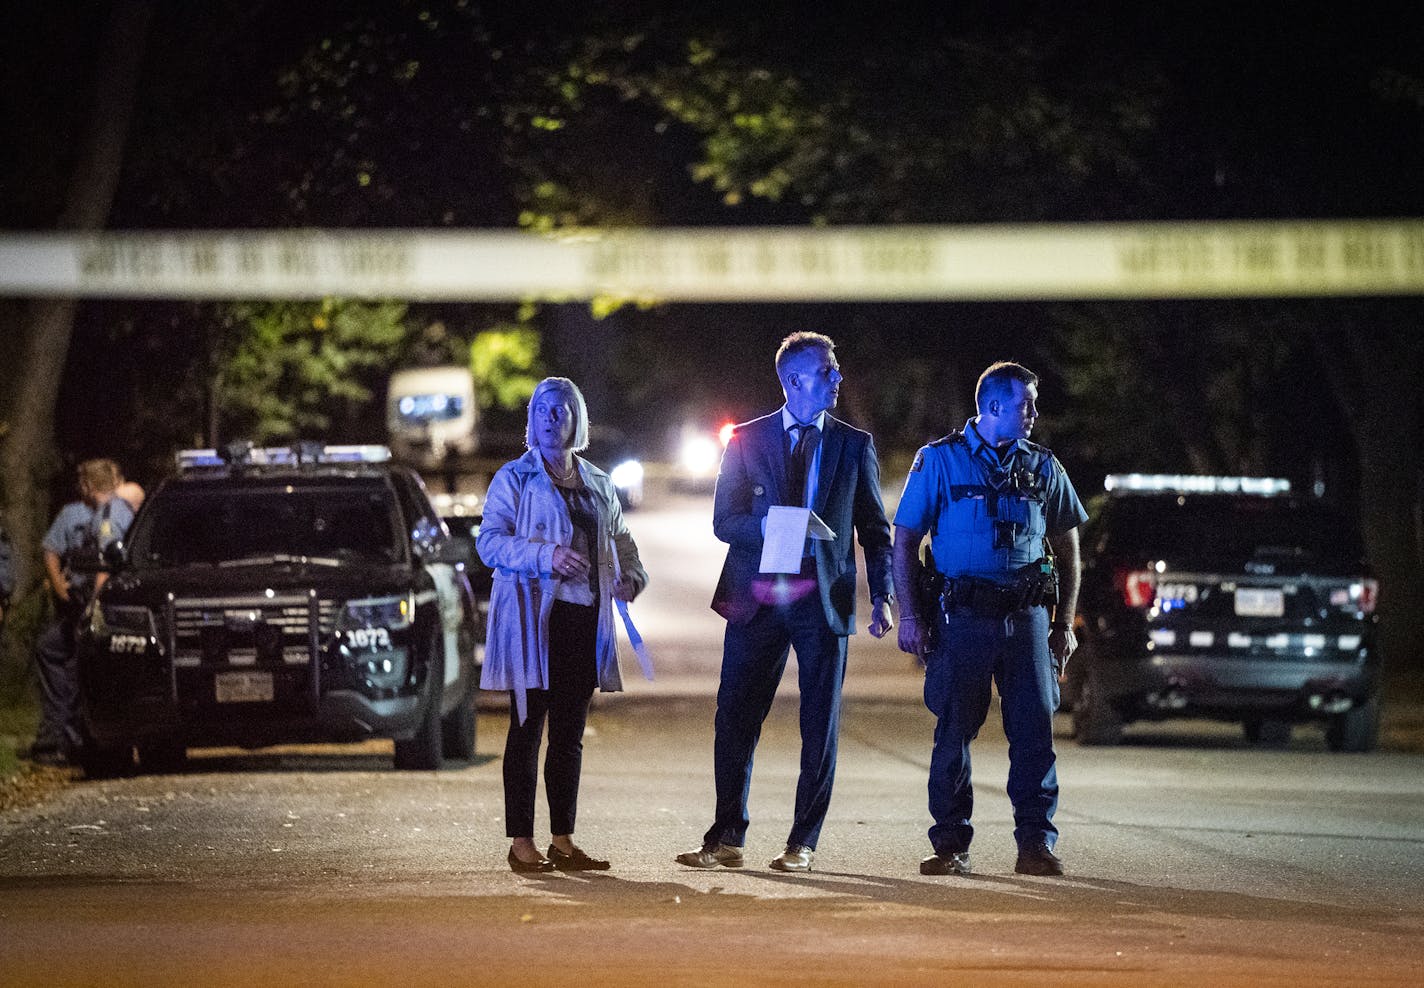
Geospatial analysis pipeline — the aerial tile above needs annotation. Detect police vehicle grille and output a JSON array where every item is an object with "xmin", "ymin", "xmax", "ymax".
[{"xmin": 171, "ymin": 595, "xmax": 339, "ymax": 668}]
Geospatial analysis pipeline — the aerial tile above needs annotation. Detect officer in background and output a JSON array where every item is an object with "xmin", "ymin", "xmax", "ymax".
[
  {"xmin": 26, "ymin": 459, "xmax": 136, "ymax": 767},
  {"xmin": 891, "ymin": 361, "xmax": 1087, "ymax": 878}
]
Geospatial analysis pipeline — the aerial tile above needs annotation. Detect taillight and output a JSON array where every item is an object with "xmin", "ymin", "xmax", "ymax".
[
  {"xmin": 1355, "ymin": 579, "xmax": 1378, "ymax": 615},
  {"xmin": 1330, "ymin": 579, "xmax": 1379, "ymax": 615},
  {"xmin": 1116, "ymin": 568, "xmax": 1157, "ymax": 609}
]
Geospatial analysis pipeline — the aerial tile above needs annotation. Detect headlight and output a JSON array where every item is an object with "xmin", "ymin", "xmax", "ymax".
[
  {"xmin": 336, "ymin": 594, "xmax": 412, "ymax": 692},
  {"xmin": 339, "ymin": 593, "xmax": 413, "ymax": 635},
  {"xmin": 609, "ymin": 459, "xmax": 644, "ymax": 490},
  {"xmin": 88, "ymin": 604, "xmax": 158, "ymax": 656}
]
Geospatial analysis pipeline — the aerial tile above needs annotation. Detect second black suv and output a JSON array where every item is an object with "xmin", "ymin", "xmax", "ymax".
[
  {"xmin": 1064, "ymin": 475, "xmax": 1380, "ymax": 751},
  {"xmin": 78, "ymin": 443, "xmax": 482, "ymax": 775}
]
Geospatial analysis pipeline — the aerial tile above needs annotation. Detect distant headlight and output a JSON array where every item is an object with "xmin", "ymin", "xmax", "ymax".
[
  {"xmin": 610, "ymin": 459, "xmax": 644, "ymax": 490},
  {"xmin": 680, "ymin": 435, "xmax": 721, "ymax": 477}
]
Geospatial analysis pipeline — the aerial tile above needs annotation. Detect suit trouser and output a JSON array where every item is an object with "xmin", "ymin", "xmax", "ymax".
[
  {"xmin": 923, "ymin": 605, "xmax": 1059, "ymax": 855},
  {"xmin": 503, "ymin": 600, "xmax": 599, "ymax": 839},
  {"xmin": 34, "ymin": 616, "xmax": 83, "ymax": 755},
  {"xmin": 705, "ymin": 585, "xmax": 848, "ymax": 850}
]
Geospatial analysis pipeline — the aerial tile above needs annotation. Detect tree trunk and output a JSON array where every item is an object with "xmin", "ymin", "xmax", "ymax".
[
  {"xmin": 1310, "ymin": 320, "xmax": 1424, "ymax": 697},
  {"xmin": 1357, "ymin": 432, "xmax": 1424, "ymax": 698},
  {"xmin": 0, "ymin": 1, "xmax": 154, "ymax": 679}
]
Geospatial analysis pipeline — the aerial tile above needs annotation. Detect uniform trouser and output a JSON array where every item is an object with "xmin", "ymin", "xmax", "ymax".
[
  {"xmin": 503, "ymin": 600, "xmax": 599, "ymax": 839},
  {"xmin": 34, "ymin": 616, "xmax": 83, "ymax": 755},
  {"xmin": 923, "ymin": 605, "xmax": 1059, "ymax": 854},
  {"xmin": 704, "ymin": 586, "xmax": 848, "ymax": 851}
]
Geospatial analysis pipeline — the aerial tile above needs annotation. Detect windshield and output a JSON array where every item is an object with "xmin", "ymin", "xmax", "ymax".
[
  {"xmin": 1099, "ymin": 495, "xmax": 1364, "ymax": 567},
  {"xmin": 127, "ymin": 481, "xmax": 404, "ymax": 567}
]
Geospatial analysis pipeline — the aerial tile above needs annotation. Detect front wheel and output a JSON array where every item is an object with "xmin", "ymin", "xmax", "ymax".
[
  {"xmin": 137, "ymin": 738, "xmax": 188, "ymax": 775},
  {"xmin": 80, "ymin": 740, "xmax": 134, "ymax": 779},
  {"xmin": 394, "ymin": 634, "xmax": 444, "ymax": 771},
  {"xmin": 442, "ymin": 681, "xmax": 477, "ymax": 761}
]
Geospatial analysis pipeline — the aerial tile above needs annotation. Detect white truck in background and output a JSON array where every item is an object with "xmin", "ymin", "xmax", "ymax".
[{"xmin": 386, "ymin": 366, "xmax": 478, "ymax": 468}]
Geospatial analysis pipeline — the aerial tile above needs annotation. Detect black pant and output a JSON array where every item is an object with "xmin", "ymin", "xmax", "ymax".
[
  {"xmin": 503, "ymin": 600, "xmax": 599, "ymax": 839},
  {"xmin": 34, "ymin": 614, "xmax": 82, "ymax": 755}
]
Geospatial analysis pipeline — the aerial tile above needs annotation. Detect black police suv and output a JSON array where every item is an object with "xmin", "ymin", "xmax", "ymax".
[
  {"xmin": 77, "ymin": 444, "xmax": 482, "ymax": 776},
  {"xmin": 1063, "ymin": 475, "xmax": 1381, "ymax": 751}
]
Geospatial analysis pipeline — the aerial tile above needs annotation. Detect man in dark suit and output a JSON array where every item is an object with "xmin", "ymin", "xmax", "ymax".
[{"xmin": 676, "ymin": 332, "xmax": 895, "ymax": 873}]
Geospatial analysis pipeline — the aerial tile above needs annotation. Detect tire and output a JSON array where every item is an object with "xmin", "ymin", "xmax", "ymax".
[
  {"xmin": 1073, "ymin": 668, "xmax": 1124, "ymax": 746},
  {"xmin": 394, "ymin": 633, "xmax": 444, "ymax": 771},
  {"xmin": 1243, "ymin": 717, "xmax": 1291, "ymax": 747},
  {"xmin": 442, "ymin": 681, "xmax": 477, "ymax": 761},
  {"xmin": 137, "ymin": 739, "xmax": 188, "ymax": 775},
  {"xmin": 80, "ymin": 740, "xmax": 134, "ymax": 779},
  {"xmin": 1326, "ymin": 695, "xmax": 1380, "ymax": 753}
]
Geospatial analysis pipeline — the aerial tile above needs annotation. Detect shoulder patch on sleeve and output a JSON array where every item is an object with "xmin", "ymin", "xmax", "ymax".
[{"xmin": 909, "ymin": 449, "xmax": 925, "ymax": 473}]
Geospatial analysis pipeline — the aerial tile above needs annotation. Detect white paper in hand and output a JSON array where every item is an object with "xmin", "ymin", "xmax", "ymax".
[{"xmin": 759, "ymin": 506, "xmax": 835, "ymax": 573}]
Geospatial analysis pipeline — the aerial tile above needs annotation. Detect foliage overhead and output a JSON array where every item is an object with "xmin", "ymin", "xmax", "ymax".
[
  {"xmin": 468, "ymin": 326, "xmax": 544, "ymax": 412},
  {"xmin": 216, "ymin": 299, "xmax": 408, "ymax": 444},
  {"xmin": 530, "ymin": 20, "xmax": 1163, "ymax": 225}
]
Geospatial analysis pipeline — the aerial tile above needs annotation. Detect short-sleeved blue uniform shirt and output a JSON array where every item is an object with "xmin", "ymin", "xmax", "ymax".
[
  {"xmin": 43, "ymin": 497, "xmax": 136, "ymax": 589},
  {"xmin": 895, "ymin": 419, "xmax": 1087, "ymax": 580}
]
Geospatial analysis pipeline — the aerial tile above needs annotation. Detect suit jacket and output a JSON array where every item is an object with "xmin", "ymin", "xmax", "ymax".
[{"xmin": 710, "ymin": 410, "xmax": 893, "ymax": 635}]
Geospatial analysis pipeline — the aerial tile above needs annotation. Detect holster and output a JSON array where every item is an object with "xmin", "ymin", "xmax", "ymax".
[{"xmin": 914, "ymin": 546, "xmax": 944, "ymax": 613}]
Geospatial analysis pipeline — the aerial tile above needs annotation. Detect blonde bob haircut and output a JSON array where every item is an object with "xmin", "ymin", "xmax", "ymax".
[
  {"xmin": 77, "ymin": 458, "xmax": 122, "ymax": 497},
  {"xmin": 525, "ymin": 376, "xmax": 591, "ymax": 452}
]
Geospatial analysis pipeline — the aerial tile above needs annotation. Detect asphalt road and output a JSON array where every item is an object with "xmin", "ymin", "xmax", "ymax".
[{"xmin": 2, "ymin": 491, "xmax": 1422, "ymax": 986}]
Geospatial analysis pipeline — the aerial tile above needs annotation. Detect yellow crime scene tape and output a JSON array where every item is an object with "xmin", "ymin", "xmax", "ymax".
[{"xmin": 1, "ymin": 220, "xmax": 1422, "ymax": 300}]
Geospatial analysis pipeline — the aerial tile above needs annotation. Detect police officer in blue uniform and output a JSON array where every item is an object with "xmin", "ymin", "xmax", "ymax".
[
  {"xmin": 27, "ymin": 459, "xmax": 136, "ymax": 766},
  {"xmin": 891, "ymin": 362, "xmax": 1087, "ymax": 877}
]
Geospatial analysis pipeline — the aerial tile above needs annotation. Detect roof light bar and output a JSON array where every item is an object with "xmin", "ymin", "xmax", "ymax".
[
  {"xmin": 1104, "ymin": 474, "xmax": 1291, "ymax": 495},
  {"xmin": 177, "ymin": 443, "xmax": 392, "ymax": 472},
  {"xmin": 320, "ymin": 445, "xmax": 392, "ymax": 463},
  {"xmin": 176, "ymin": 450, "xmax": 226, "ymax": 470}
]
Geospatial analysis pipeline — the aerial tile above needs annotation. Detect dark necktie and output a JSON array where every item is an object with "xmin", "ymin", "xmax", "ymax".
[{"xmin": 788, "ymin": 423, "xmax": 820, "ymax": 506}]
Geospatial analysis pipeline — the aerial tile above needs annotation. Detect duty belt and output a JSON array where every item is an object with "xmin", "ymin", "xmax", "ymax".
[{"xmin": 935, "ymin": 559, "xmax": 1057, "ymax": 621}]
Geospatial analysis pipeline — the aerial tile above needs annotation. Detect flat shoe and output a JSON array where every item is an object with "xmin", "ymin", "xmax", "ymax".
[
  {"xmin": 674, "ymin": 843, "xmax": 744, "ymax": 869},
  {"xmin": 547, "ymin": 844, "xmax": 610, "ymax": 871},
  {"xmin": 768, "ymin": 844, "xmax": 814, "ymax": 873},
  {"xmin": 1014, "ymin": 842, "xmax": 1064, "ymax": 877},
  {"xmin": 920, "ymin": 851, "xmax": 971, "ymax": 876},
  {"xmin": 508, "ymin": 847, "xmax": 554, "ymax": 873}
]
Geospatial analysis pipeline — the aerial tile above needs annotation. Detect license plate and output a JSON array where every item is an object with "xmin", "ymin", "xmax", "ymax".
[
  {"xmin": 1234, "ymin": 587, "xmax": 1284, "ymax": 617},
  {"xmin": 215, "ymin": 670, "xmax": 274, "ymax": 703}
]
